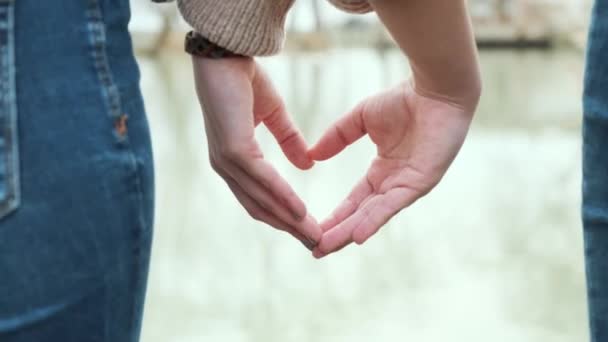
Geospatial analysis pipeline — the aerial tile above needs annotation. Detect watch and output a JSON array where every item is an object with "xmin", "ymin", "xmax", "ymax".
[{"xmin": 184, "ymin": 31, "xmax": 242, "ymax": 59}]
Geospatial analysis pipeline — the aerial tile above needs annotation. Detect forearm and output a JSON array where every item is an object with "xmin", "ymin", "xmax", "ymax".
[{"xmin": 369, "ymin": 0, "xmax": 481, "ymax": 109}]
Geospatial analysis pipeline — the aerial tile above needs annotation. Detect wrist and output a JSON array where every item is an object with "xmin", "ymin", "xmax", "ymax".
[
  {"xmin": 410, "ymin": 74, "xmax": 481, "ymax": 113},
  {"xmin": 192, "ymin": 54, "xmax": 255, "ymax": 82},
  {"xmin": 177, "ymin": 0, "xmax": 295, "ymax": 56},
  {"xmin": 185, "ymin": 31, "xmax": 243, "ymax": 59}
]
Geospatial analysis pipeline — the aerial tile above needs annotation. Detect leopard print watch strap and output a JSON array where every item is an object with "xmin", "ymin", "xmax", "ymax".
[{"xmin": 184, "ymin": 31, "xmax": 243, "ymax": 59}]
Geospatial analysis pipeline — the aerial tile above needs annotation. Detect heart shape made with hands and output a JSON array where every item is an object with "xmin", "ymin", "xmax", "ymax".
[
  {"xmin": 304, "ymin": 82, "xmax": 472, "ymax": 258},
  {"xmin": 194, "ymin": 57, "xmax": 473, "ymax": 259}
]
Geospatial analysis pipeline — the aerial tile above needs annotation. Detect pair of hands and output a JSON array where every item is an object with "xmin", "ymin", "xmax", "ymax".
[{"xmin": 193, "ymin": 56, "xmax": 476, "ymax": 258}]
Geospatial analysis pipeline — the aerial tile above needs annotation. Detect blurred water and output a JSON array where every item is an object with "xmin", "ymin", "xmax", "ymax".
[{"xmin": 137, "ymin": 48, "xmax": 587, "ymax": 342}]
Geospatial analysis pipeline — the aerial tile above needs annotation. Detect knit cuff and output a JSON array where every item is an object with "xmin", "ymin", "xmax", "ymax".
[
  {"xmin": 327, "ymin": 0, "xmax": 373, "ymax": 14},
  {"xmin": 176, "ymin": 0, "xmax": 295, "ymax": 56}
]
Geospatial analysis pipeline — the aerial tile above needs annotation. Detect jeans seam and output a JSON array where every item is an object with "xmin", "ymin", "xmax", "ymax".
[
  {"xmin": 0, "ymin": 1, "xmax": 20, "ymax": 219},
  {"xmin": 85, "ymin": 1, "xmax": 149, "ymax": 340},
  {"xmin": 85, "ymin": 0, "xmax": 124, "ymax": 134}
]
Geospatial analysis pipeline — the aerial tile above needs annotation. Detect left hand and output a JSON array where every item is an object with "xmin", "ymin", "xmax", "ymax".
[{"xmin": 308, "ymin": 81, "xmax": 478, "ymax": 258}]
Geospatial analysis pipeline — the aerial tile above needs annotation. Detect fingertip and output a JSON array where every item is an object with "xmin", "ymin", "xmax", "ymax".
[
  {"xmin": 312, "ymin": 247, "xmax": 326, "ymax": 259},
  {"xmin": 301, "ymin": 215, "xmax": 323, "ymax": 242},
  {"xmin": 306, "ymin": 148, "xmax": 318, "ymax": 161},
  {"xmin": 352, "ymin": 233, "xmax": 368, "ymax": 245},
  {"xmin": 285, "ymin": 143, "xmax": 316, "ymax": 170},
  {"xmin": 313, "ymin": 232, "xmax": 332, "ymax": 256},
  {"xmin": 306, "ymin": 159, "xmax": 315, "ymax": 169},
  {"xmin": 353, "ymin": 225, "xmax": 374, "ymax": 245},
  {"xmin": 307, "ymin": 147, "xmax": 330, "ymax": 162},
  {"xmin": 296, "ymin": 158, "xmax": 315, "ymax": 171},
  {"xmin": 301, "ymin": 238, "xmax": 317, "ymax": 251},
  {"xmin": 310, "ymin": 228, "xmax": 323, "ymax": 244}
]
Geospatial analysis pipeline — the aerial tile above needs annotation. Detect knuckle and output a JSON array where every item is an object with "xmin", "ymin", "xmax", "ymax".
[
  {"xmin": 334, "ymin": 125, "xmax": 350, "ymax": 146},
  {"xmin": 243, "ymin": 204, "xmax": 268, "ymax": 221},
  {"xmin": 220, "ymin": 144, "xmax": 244, "ymax": 161},
  {"xmin": 220, "ymin": 142, "xmax": 258, "ymax": 162},
  {"xmin": 265, "ymin": 104, "xmax": 286, "ymax": 126},
  {"xmin": 278, "ymin": 128, "xmax": 299, "ymax": 146}
]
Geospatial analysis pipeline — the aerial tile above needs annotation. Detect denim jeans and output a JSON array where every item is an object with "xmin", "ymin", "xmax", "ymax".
[
  {"xmin": 0, "ymin": 0, "xmax": 155, "ymax": 341},
  {"xmin": 584, "ymin": 1, "xmax": 608, "ymax": 341}
]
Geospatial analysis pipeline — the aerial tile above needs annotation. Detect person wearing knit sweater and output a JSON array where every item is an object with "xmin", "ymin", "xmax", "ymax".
[
  {"xmin": 174, "ymin": 0, "xmax": 373, "ymax": 55},
  {"xmin": 186, "ymin": 0, "xmax": 481, "ymax": 258},
  {"xmin": 163, "ymin": 1, "xmax": 607, "ymax": 341},
  {"xmin": 0, "ymin": 0, "xmax": 482, "ymax": 341}
]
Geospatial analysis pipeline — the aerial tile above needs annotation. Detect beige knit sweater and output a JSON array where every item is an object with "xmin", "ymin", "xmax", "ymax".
[{"xmin": 175, "ymin": 0, "xmax": 373, "ymax": 56}]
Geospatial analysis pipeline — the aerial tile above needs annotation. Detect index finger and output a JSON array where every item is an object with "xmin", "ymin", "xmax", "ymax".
[
  {"xmin": 315, "ymin": 187, "xmax": 418, "ymax": 257},
  {"xmin": 350, "ymin": 187, "xmax": 418, "ymax": 244},
  {"xmin": 237, "ymin": 157, "xmax": 322, "ymax": 242},
  {"xmin": 319, "ymin": 175, "xmax": 374, "ymax": 231}
]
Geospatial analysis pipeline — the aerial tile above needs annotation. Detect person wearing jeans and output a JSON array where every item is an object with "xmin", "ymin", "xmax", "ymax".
[
  {"xmin": 583, "ymin": 0, "xmax": 608, "ymax": 340},
  {"xmin": 9, "ymin": 0, "xmax": 605, "ymax": 340},
  {"xmin": 0, "ymin": 1, "xmax": 154, "ymax": 341},
  {"xmin": 7, "ymin": 0, "xmax": 476, "ymax": 341}
]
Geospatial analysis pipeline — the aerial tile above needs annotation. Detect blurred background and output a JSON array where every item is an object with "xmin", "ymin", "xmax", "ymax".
[{"xmin": 129, "ymin": 1, "xmax": 590, "ymax": 341}]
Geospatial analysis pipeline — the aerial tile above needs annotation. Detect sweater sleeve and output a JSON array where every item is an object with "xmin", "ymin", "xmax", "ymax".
[
  {"xmin": 176, "ymin": 0, "xmax": 295, "ymax": 56},
  {"xmin": 169, "ymin": 0, "xmax": 372, "ymax": 56}
]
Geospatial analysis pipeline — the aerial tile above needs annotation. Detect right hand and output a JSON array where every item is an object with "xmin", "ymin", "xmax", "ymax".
[{"xmin": 192, "ymin": 56, "xmax": 322, "ymax": 248}]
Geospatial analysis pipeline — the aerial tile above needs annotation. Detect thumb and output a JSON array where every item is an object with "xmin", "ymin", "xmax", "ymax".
[{"xmin": 308, "ymin": 104, "xmax": 366, "ymax": 161}]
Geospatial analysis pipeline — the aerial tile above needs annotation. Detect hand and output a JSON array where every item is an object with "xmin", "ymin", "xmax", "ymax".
[
  {"xmin": 192, "ymin": 56, "xmax": 322, "ymax": 247},
  {"xmin": 309, "ymin": 81, "xmax": 478, "ymax": 258}
]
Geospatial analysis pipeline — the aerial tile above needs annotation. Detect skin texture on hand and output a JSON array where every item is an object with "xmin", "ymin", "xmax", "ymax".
[
  {"xmin": 306, "ymin": 0, "xmax": 482, "ymax": 258},
  {"xmin": 192, "ymin": 56, "xmax": 322, "ymax": 247},
  {"xmin": 189, "ymin": 0, "xmax": 481, "ymax": 257},
  {"xmin": 309, "ymin": 81, "xmax": 477, "ymax": 258}
]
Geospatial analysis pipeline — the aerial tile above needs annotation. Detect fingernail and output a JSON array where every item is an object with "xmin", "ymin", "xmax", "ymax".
[
  {"xmin": 300, "ymin": 239, "xmax": 316, "ymax": 251},
  {"xmin": 293, "ymin": 212, "xmax": 304, "ymax": 221},
  {"xmin": 306, "ymin": 236, "xmax": 318, "ymax": 247},
  {"xmin": 298, "ymin": 215, "xmax": 322, "ymax": 245}
]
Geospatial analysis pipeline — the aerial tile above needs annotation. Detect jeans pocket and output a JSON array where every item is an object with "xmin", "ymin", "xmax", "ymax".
[{"xmin": 0, "ymin": 0, "xmax": 20, "ymax": 219}]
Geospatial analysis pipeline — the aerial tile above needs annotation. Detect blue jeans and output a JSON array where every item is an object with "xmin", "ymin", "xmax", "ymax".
[
  {"xmin": 584, "ymin": 1, "xmax": 608, "ymax": 341},
  {"xmin": 0, "ymin": 1, "xmax": 154, "ymax": 341}
]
